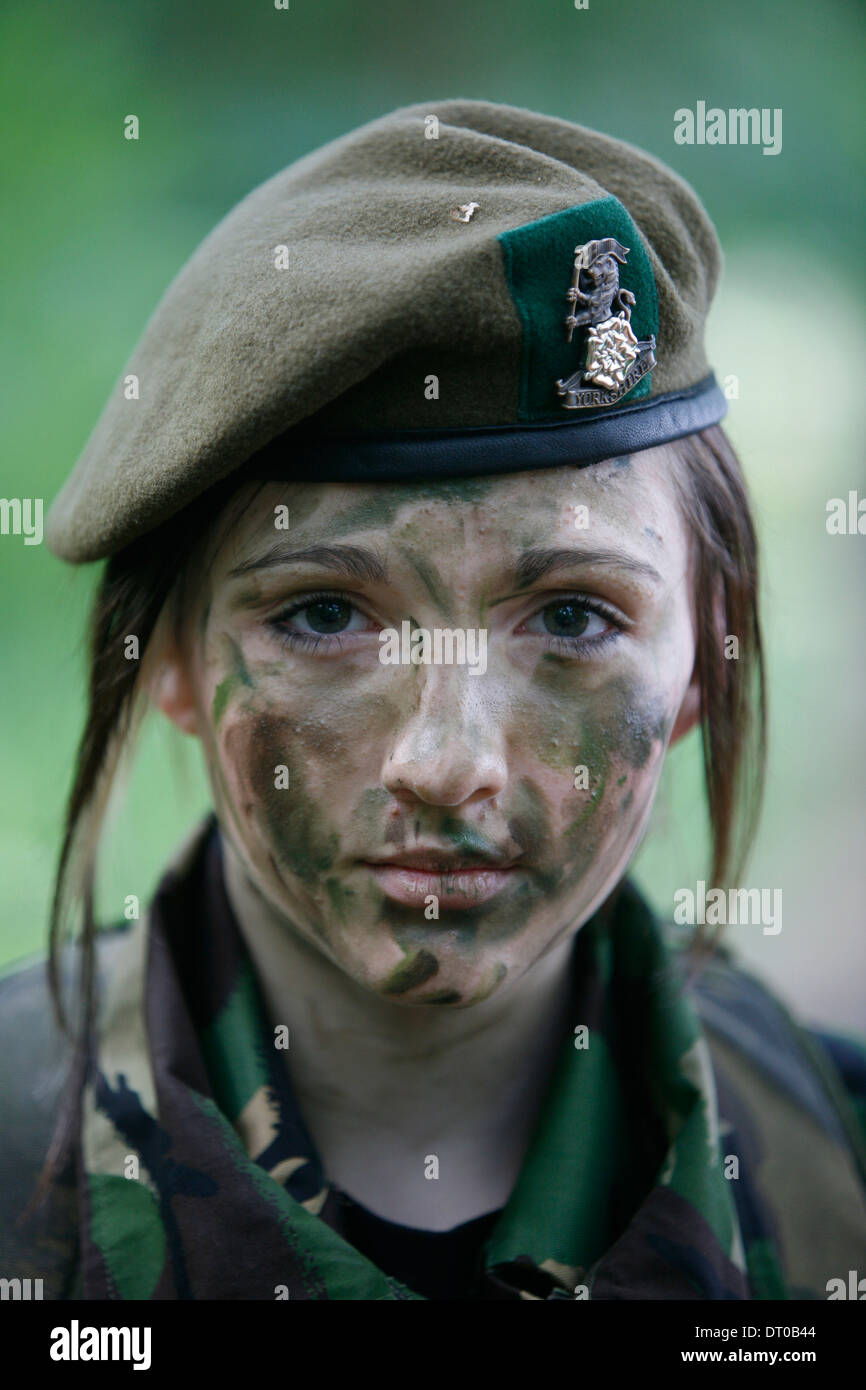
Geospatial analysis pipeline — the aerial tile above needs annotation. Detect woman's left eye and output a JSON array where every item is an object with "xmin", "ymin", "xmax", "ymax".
[{"xmin": 522, "ymin": 597, "xmax": 620, "ymax": 649}]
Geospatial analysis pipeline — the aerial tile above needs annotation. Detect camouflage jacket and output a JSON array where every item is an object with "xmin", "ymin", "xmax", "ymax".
[{"xmin": 1, "ymin": 819, "xmax": 865, "ymax": 1300}]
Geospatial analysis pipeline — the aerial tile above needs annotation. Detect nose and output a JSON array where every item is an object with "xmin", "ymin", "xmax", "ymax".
[{"xmin": 382, "ymin": 668, "xmax": 508, "ymax": 809}]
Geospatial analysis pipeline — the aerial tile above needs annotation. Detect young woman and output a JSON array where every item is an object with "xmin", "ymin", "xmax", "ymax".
[{"xmin": 2, "ymin": 99, "xmax": 865, "ymax": 1302}]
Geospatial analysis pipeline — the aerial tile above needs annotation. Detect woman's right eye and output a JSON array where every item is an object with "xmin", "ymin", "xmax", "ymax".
[
  {"xmin": 267, "ymin": 592, "xmax": 375, "ymax": 651},
  {"xmin": 283, "ymin": 597, "xmax": 356, "ymax": 635}
]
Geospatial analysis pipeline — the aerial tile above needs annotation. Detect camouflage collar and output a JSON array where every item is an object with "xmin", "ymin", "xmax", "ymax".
[{"xmin": 79, "ymin": 819, "xmax": 750, "ymax": 1300}]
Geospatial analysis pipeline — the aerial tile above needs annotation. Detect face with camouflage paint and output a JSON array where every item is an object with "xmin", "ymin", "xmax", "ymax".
[{"xmin": 156, "ymin": 447, "xmax": 700, "ymax": 1008}]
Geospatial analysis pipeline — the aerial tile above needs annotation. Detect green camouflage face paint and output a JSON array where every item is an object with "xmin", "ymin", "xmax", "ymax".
[{"xmin": 190, "ymin": 453, "xmax": 696, "ymax": 1007}]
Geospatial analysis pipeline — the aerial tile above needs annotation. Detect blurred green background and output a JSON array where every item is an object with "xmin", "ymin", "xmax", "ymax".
[{"xmin": 2, "ymin": 0, "xmax": 864, "ymax": 1025}]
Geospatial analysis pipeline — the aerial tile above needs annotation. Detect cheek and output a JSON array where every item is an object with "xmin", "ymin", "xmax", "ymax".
[
  {"xmin": 204, "ymin": 671, "xmax": 403, "ymax": 888},
  {"xmin": 557, "ymin": 733, "xmax": 665, "ymax": 896},
  {"xmin": 214, "ymin": 710, "xmax": 340, "ymax": 891},
  {"xmin": 512, "ymin": 665, "xmax": 674, "ymax": 892}
]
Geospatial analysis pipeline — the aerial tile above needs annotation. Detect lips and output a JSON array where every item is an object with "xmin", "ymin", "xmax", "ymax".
[
  {"xmin": 363, "ymin": 847, "xmax": 522, "ymax": 910},
  {"xmin": 367, "ymin": 849, "xmax": 518, "ymax": 872}
]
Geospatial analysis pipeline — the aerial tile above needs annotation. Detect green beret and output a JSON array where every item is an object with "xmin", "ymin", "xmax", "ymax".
[{"xmin": 46, "ymin": 98, "xmax": 726, "ymax": 563}]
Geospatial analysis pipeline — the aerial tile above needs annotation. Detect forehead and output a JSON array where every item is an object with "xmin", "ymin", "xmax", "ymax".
[{"xmin": 211, "ymin": 446, "xmax": 688, "ymax": 579}]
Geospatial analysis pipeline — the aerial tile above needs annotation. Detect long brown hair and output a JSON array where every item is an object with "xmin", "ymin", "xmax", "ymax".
[
  {"xmin": 32, "ymin": 423, "xmax": 765, "ymax": 1204},
  {"xmin": 670, "ymin": 426, "xmax": 767, "ymax": 901},
  {"xmin": 31, "ymin": 474, "xmax": 266, "ymax": 1211}
]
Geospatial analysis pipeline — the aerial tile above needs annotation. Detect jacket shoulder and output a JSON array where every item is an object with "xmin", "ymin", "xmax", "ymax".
[
  {"xmin": 685, "ymin": 943, "xmax": 866, "ymax": 1150},
  {"xmin": 0, "ymin": 926, "xmax": 132, "ymax": 1299},
  {"xmin": 681, "ymin": 940, "xmax": 866, "ymax": 1297}
]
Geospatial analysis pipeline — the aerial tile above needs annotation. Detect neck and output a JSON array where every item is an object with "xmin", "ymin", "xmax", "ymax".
[{"xmin": 221, "ymin": 832, "xmax": 579, "ymax": 1229}]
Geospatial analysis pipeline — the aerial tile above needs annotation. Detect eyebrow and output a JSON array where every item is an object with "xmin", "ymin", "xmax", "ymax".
[
  {"xmin": 508, "ymin": 546, "xmax": 663, "ymax": 592},
  {"xmin": 227, "ymin": 542, "xmax": 388, "ymax": 583},
  {"xmin": 227, "ymin": 539, "xmax": 662, "ymax": 594}
]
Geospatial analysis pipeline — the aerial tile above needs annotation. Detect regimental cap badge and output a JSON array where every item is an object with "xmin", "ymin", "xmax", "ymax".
[{"xmin": 556, "ymin": 237, "xmax": 657, "ymax": 409}]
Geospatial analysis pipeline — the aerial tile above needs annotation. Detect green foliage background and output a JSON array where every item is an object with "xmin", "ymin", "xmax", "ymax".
[{"xmin": 1, "ymin": 0, "xmax": 864, "ymax": 1024}]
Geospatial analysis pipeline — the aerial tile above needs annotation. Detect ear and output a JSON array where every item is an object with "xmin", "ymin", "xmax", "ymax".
[
  {"xmin": 668, "ymin": 665, "xmax": 701, "ymax": 747},
  {"xmin": 150, "ymin": 645, "xmax": 201, "ymax": 737}
]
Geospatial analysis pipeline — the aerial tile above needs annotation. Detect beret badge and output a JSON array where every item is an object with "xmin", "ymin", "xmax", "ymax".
[{"xmin": 556, "ymin": 237, "xmax": 657, "ymax": 409}]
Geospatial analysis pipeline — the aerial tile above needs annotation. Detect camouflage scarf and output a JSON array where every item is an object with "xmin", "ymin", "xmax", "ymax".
[{"xmin": 78, "ymin": 819, "xmax": 750, "ymax": 1300}]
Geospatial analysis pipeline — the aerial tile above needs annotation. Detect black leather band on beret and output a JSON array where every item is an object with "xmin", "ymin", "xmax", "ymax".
[{"xmin": 248, "ymin": 374, "xmax": 727, "ymax": 483}]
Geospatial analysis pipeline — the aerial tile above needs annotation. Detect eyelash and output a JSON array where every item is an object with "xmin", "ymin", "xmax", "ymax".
[
  {"xmin": 532, "ymin": 594, "xmax": 624, "ymax": 659},
  {"xmin": 266, "ymin": 589, "xmax": 626, "ymax": 657},
  {"xmin": 267, "ymin": 590, "xmax": 366, "ymax": 654}
]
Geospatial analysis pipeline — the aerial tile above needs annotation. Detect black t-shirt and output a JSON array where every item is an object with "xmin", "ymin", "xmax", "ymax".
[{"xmin": 333, "ymin": 1188, "xmax": 504, "ymax": 1300}]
